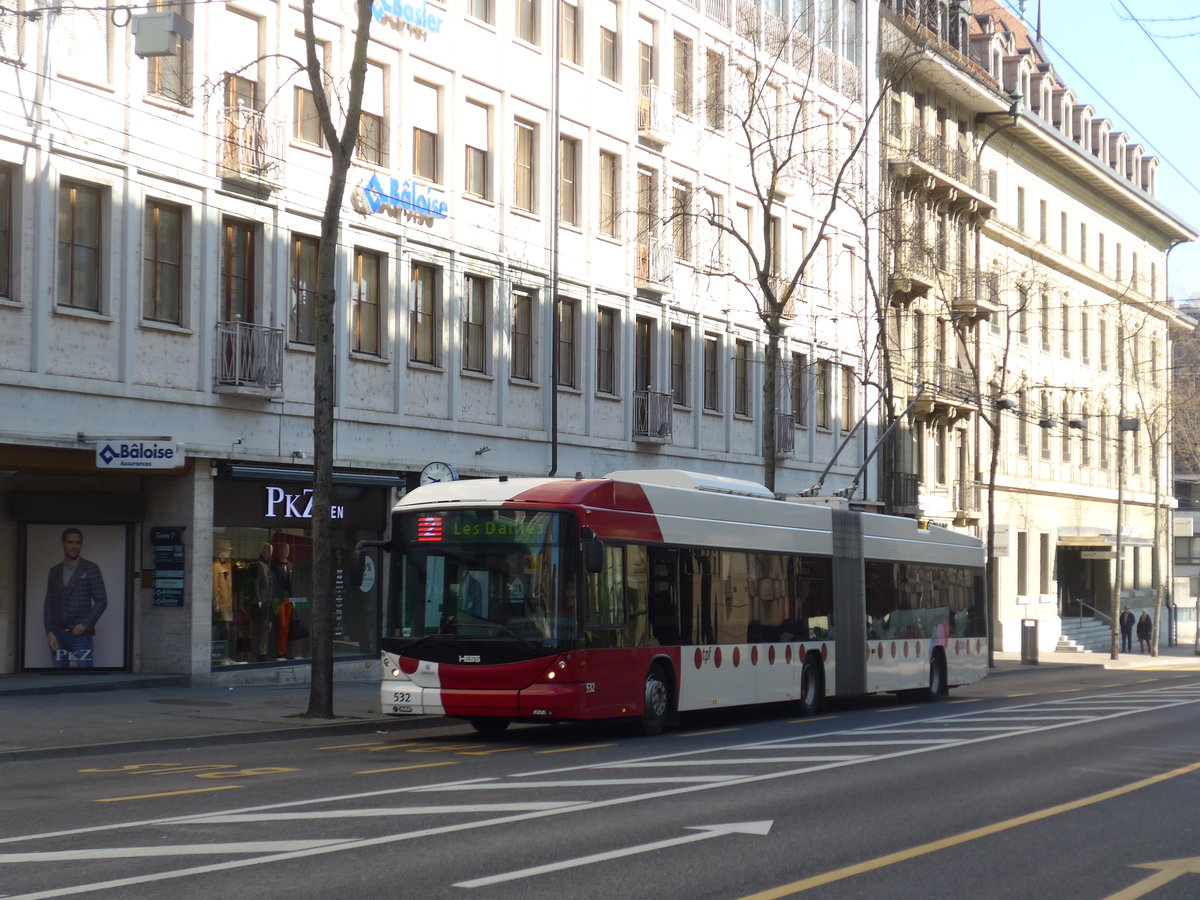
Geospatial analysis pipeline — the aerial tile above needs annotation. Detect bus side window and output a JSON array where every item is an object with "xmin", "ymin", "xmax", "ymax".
[{"xmin": 586, "ymin": 546, "xmax": 625, "ymax": 626}]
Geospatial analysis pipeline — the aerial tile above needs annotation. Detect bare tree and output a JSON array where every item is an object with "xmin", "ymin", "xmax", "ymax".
[{"xmin": 302, "ymin": 0, "xmax": 373, "ymax": 718}]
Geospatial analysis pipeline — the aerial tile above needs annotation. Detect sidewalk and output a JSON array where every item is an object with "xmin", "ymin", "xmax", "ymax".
[
  {"xmin": 0, "ymin": 672, "xmax": 405, "ymax": 763},
  {"xmin": 3, "ymin": 643, "xmax": 1198, "ymax": 763}
]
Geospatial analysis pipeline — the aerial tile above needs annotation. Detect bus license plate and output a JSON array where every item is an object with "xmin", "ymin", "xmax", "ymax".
[{"xmin": 392, "ymin": 705, "xmax": 414, "ymax": 713}]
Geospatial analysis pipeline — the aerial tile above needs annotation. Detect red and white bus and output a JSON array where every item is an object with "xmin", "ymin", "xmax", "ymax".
[{"xmin": 375, "ymin": 469, "xmax": 987, "ymax": 735}]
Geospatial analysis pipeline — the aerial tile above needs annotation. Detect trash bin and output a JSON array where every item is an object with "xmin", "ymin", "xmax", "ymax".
[{"xmin": 1021, "ymin": 618, "xmax": 1039, "ymax": 665}]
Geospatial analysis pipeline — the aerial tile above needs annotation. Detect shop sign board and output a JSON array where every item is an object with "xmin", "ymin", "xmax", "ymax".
[
  {"xmin": 96, "ymin": 440, "xmax": 184, "ymax": 470},
  {"xmin": 151, "ymin": 526, "xmax": 186, "ymax": 606}
]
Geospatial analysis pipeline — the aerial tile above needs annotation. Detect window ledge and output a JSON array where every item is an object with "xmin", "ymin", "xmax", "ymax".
[
  {"xmin": 349, "ymin": 351, "xmax": 389, "ymax": 365},
  {"xmin": 54, "ymin": 305, "xmax": 113, "ymax": 324},
  {"xmin": 140, "ymin": 320, "xmax": 193, "ymax": 337},
  {"xmin": 461, "ymin": 368, "xmax": 494, "ymax": 382}
]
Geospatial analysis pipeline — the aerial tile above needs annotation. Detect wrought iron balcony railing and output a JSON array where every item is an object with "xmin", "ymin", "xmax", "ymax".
[
  {"xmin": 216, "ymin": 319, "xmax": 283, "ymax": 395},
  {"xmin": 633, "ymin": 389, "xmax": 673, "ymax": 442},
  {"xmin": 218, "ymin": 104, "xmax": 283, "ymax": 185}
]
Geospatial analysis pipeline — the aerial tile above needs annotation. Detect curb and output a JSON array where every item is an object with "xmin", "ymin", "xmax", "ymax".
[{"xmin": 0, "ymin": 714, "xmax": 450, "ymax": 764}]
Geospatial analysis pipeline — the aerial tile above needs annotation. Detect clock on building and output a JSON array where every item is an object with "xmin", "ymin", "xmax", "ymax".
[{"xmin": 419, "ymin": 461, "xmax": 459, "ymax": 485}]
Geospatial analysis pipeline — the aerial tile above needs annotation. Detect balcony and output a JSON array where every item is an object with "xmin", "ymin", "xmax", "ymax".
[
  {"xmin": 887, "ymin": 125, "xmax": 996, "ymax": 220},
  {"xmin": 953, "ymin": 480, "xmax": 982, "ymax": 519},
  {"xmin": 775, "ymin": 412, "xmax": 795, "ymax": 457},
  {"xmin": 636, "ymin": 83, "xmax": 673, "ymax": 145},
  {"xmin": 215, "ymin": 319, "xmax": 283, "ymax": 397},
  {"xmin": 633, "ymin": 390, "xmax": 673, "ymax": 443},
  {"xmin": 889, "ymin": 241, "xmax": 936, "ymax": 306},
  {"xmin": 635, "ymin": 236, "xmax": 673, "ymax": 288},
  {"xmin": 890, "ymin": 471, "xmax": 918, "ymax": 511},
  {"xmin": 914, "ymin": 363, "xmax": 977, "ymax": 420},
  {"xmin": 218, "ymin": 104, "xmax": 284, "ymax": 186}
]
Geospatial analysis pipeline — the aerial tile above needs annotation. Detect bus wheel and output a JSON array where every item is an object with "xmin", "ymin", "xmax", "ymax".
[
  {"xmin": 923, "ymin": 654, "xmax": 947, "ymax": 702},
  {"xmin": 469, "ymin": 717, "xmax": 511, "ymax": 735},
  {"xmin": 640, "ymin": 664, "xmax": 672, "ymax": 736},
  {"xmin": 798, "ymin": 654, "xmax": 823, "ymax": 716}
]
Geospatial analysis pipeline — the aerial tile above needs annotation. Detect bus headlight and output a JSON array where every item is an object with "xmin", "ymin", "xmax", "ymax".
[{"xmin": 391, "ymin": 668, "xmax": 401, "ymax": 678}]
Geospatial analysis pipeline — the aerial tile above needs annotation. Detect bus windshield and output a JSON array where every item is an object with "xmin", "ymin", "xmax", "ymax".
[{"xmin": 388, "ymin": 508, "xmax": 576, "ymax": 647}]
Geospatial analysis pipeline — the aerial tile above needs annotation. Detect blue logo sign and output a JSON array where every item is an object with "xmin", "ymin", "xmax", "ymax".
[
  {"xmin": 372, "ymin": 0, "xmax": 443, "ymax": 36},
  {"xmin": 355, "ymin": 173, "xmax": 449, "ymax": 221}
]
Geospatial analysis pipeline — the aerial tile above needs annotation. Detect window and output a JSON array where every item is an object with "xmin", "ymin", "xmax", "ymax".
[
  {"xmin": 637, "ymin": 21, "xmax": 653, "ymax": 89},
  {"xmin": 289, "ymin": 234, "xmax": 318, "ymax": 344},
  {"xmin": 935, "ymin": 425, "xmax": 947, "ymax": 484},
  {"xmin": 220, "ymin": 218, "xmax": 254, "ymax": 323},
  {"xmin": 791, "ymin": 352, "xmax": 808, "ymax": 427},
  {"xmin": 61, "ymin": 0, "xmax": 111, "ymax": 84},
  {"xmin": 517, "ymin": 0, "xmax": 539, "ymax": 44},
  {"xmin": 463, "ymin": 274, "xmax": 489, "ymax": 373},
  {"xmin": 1040, "ymin": 394, "xmax": 1052, "ymax": 461},
  {"xmin": 703, "ymin": 334, "xmax": 720, "ymax": 411},
  {"xmin": 469, "ymin": 0, "xmax": 493, "ymax": 23},
  {"xmin": 599, "ymin": 0, "xmax": 619, "ymax": 81},
  {"xmin": 511, "ymin": 289, "xmax": 533, "ymax": 381},
  {"xmin": 1060, "ymin": 211, "xmax": 1068, "ymax": 253},
  {"xmin": 1061, "ymin": 302, "xmax": 1070, "ymax": 358},
  {"xmin": 1099, "ymin": 408, "xmax": 1109, "ymax": 468},
  {"xmin": 558, "ymin": 136, "xmax": 579, "ymax": 226},
  {"xmin": 673, "ymin": 34, "xmax": 692, "ymax": 115},
  {"xmin": 557, "ymin": 296, "xmax": 577, "ymax": 387},
  {"xmin": 1079, "ymin": 223, "xmax": 1087, "ymax": 265},
  {"xmin": 635, "ymin": 316, "xmax": 653, "ymax": 390},
  {"xmin": 1017, "ymin": 287, "xmax": 1029, "ymax": 344},
  {"xmin": 464, "ymin": 101, "xmax": 490, "ymax": 199},
  {"xmin": 1098, "ymin": 315, "xmax": 1109, "ymax": 371},
  {"xmin": 352, "ymin": 248, "xmax": 383, "ymax": 356},
  {"xmin": 357, "ymin": 63, "xmax": 387, "ymax": 167},
  {"xmin": 1039, "ymin": 533, "xmax": 1051, "ymax": 595},
  {"xmin": 815, "ymin": 361, "xmax": 830, "ymax": 428},
  {"xmin": 598, "ymin": 150, "xmax": 619, "ymax": 237},
  {"xmin": 1061, "ymin": 399, "xmax": 1071, "ymax": 463},
  {"xmin": 817, "ymin": 0, "xmax": 834, "ymax": 49},
  {"xmin": 596, "ymin": 307, "xmax": 616, "ymax": 394},
  {"xmin": 410, "ymin": 262, "xmax": 440, "ymax": 365},
  {"xmin": 705, "ymin": 50, "xmax": 724, "ymax": 130},
  {"xmin": 412, "ymin": 81, "xmax": 440, "ymax": 183},
  {"xmin": 1016, "ymin": 532, "xmax": 1028, "ymax": 597},
  {"xmin": 146, "ymin": 0, "xmax": 191, "ymax": 105},
  {"xmin": 840, "ymin": 0, "xmax": 860, "ymax": 65},
  {"xmin": 0, "ymin": 164, "xmax": 11, "ymax": 298},
  {"xmin": 1040, "ymin": 292, "xmax": 1051, "ymax": 352},
  {"xmin": 57, "ymin": 180, "xmax": 102, "ymax": 311},
  {"xmin": 293, "ymin": 40, "xmax": 329, "ymax": 147},
  {"xmin": 560, "ymin": 1, "xmax": 579, "ymax": 62},
  {"xmin": 1018, "ymin": 390, "xmax": 1029, "ymax": 457},
  {"xmin": 143, "ymin": 200, "xmax": 183, "ymax": 324},
  {"xmin": 1016, "ymin": 186, "xmax": 1025, "ymax": 233},
  {"xmin": 671, "ymin": 324, "xmax": 688, "ymax": 406},
  {"xmin": 672, "ymin": 181, "xmax": 692, "ymax": 261},
  {"xmin": 514, "ymin": 120, "xmax": 536, "ymax": 213},
  {"xmin": 840, "ymin": 364, "xmax": 855, "ymax": 431},
  {"xmin": 734, "ymin": 339, "xmax": 751, "ymax": 416},
  {"xmin": 1080, "ymin": 309, "xmax": 1090, "ymax": 364},
  {"xmin": 1038, "ymin": 199, "xmax": 1047, "ymax": 243}
]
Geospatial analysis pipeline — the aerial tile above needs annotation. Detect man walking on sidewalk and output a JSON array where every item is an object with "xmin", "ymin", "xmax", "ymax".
[{"xmin": 1119, "ymin": 606, "xmax": 1135, "ymax": 654}]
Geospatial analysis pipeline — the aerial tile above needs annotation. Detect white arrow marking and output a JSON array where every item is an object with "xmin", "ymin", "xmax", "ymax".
[
  {"xmin": 453, "ymin": 821, "xmax": 773, "ymax": 888},
  {"xmin": 0, "ymin": 841, "xmax": 346, "ymax": 863}
]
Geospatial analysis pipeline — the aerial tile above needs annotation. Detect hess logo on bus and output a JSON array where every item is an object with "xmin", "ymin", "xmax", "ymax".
[{"xmin": 458, "ymin": 654, "xmax": 481, "ymax": 663}]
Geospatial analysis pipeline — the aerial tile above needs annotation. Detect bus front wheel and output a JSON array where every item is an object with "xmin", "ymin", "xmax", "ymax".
[
  {"xmin": 469, "ymin": 717, "xmax": 511, "ymax": 735},
  {"xmin": 640, "ymin": 664, "xmax": 672, "ymax": 736}
]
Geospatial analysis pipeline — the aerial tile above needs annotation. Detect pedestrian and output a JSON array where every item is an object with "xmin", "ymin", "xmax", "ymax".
[
  {"xmin": 43, "ymin": 527, "xmax": 108, "ymax": 668},
  {"xmin": 1119, "ymin": 606, "xmax": 1135, "ymax": 653},
  {"xmin": 1136, "ymin": 610, "xmax": 1152, "ymax": 654}
]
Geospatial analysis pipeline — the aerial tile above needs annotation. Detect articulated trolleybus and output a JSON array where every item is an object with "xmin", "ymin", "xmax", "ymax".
[{"xmin": 377, "ymin": 469, "xmax": 986, "ymax": 735}]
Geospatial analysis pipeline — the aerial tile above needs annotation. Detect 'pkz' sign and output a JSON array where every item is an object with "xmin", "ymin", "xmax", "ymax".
[
  {"xmin": 96, "ymin": 441, "xmax": 184, "ymax": 470},
  {"xmin": 265, "ymin": 486, "xmax": 345, "ymax": 520}
]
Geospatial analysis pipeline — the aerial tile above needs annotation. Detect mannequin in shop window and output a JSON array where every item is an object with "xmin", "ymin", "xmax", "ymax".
[
  {"xmin": 253, "ymin": 543, "xmax": 274, "ymax": 661},
  {"xmin": 212, "ymin": 540, "xmax": 236, "ymax": 665},
  {"xmin": 271, "ymin": 543, "xmax": 294, "ymax": 660}
]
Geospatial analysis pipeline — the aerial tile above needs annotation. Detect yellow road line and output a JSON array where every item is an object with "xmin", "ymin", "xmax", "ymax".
[
  {"xmin": 94, "ymin": 785, "xmax": 243, "ymax": 803},
  {"xmin": 536, "ymin": 744, "xmax": 616, "ymax": 754},
  {"xmin": 1054, "ymin": 688, "xmax": 1083, "ymax": 693},
  {"xmin": 680, "ymin": 729, "xmax": 741, "ymax": 737},
  {"xmin": 948, "ymin": 698, "xmax": 980, "ymax": 704},
  {"xmin": 878, "ymin": 706, "xmax": 916, "ymax": 714},
  {"xmin": 786, "ymin": 716, "xmax": 837, "ymax": 724},
  {"xmin": 1006, "ymin": 692, "xmax": 1034, "ymax": 698},
  {"xmin": 355, "ymin": 761, "xmax": 457, "ymax": 775},
  {"xmin": 739, "ymin": 759, "xmax": 1200, "ymax": 899}
]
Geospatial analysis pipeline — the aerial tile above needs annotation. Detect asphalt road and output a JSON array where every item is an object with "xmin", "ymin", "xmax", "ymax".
[{"xmin": 4, "ymin": 664, "xmax": 1200, "ymax": 900}]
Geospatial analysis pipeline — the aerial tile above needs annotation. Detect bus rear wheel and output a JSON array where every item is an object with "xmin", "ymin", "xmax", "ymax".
[
  {"xmin": 798, "ymin": 654, "xmax": 823, "ymax": 716},
  {"xmin": 469, "ymin": 717, "xmax": 511, "ymax": 735},
  {"xmin": 922, "ymin": 654, "xmax": 947, "ymax": 702},
  {"xmin": 640, "ymin": 664, "xmax": 672, "ymax": 736}
]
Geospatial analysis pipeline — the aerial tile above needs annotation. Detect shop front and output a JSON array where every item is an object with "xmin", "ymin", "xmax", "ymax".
[{"xmin": 211, "ymin": 468, "xmax": 392, "ymax": 670}]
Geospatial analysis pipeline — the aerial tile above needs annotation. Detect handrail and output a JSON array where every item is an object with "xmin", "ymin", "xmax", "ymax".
[{"xmin": 1065, "ymin": 596, "xmax": 1112, "ymax": 626}]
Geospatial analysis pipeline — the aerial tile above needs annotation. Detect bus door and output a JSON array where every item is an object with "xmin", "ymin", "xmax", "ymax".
[{"xmin": 647, "ymin": 548, "xmax": 680, "ymax": 646}]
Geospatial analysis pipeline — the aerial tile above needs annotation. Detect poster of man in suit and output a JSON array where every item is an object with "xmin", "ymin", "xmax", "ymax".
[{"xmin": 23, "ymin": 524, "xmax": 127, "ymax": 670}]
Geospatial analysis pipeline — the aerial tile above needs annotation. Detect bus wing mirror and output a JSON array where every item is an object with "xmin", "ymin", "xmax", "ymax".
[{"xmin": 585, "ymin": 537, "xmax": 604, "ymax": 574}]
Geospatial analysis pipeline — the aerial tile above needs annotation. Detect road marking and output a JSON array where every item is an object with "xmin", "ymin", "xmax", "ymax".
[
  {"xmin": 535, "ymin": 744, "xmax": 616, "ymax": 754},
  {"xmin": 176, "ymin": 803, "xmax": 582, "ymax": 823},
  {"xmin": 457, "ymin": 747, "xmax": 529, "ymax": 756},
  {"xmin": 454, "ymin": 821, "xmax": 773, "ymax": 888},
  {"xmin": 877, "ymin": 706, "xmax": 917, "ymax": 713},
  {"xmin": 947, "ymin": 698, "xmax": 980, "ymax": 704},
  {"xmin": 1006, "ymin": 692, "xmax": 1035, "ymax": 697},
  {"xmin": 738, "ymin": 759, "xmax": 1200, "ymax": 898},
  {"xmin": 1106, "ymin": 856, "xmax": 1200, "ymax": 899},
  {"xmin": 786, "ymin": 715, "xmax": 837, "ymax": 724},
  {"xmin": 94, "ymin": 786, "xmax": 243, "ymax": 803},
  {"xmin": 0, "ymin": 841, "xmax": 348, "ymax": 862},
  {"xmin": 356, "ymin": 761, "xmax": 458, "ymax": 775},
  {"xmin": 680, "ymin": 729, "xmax": 741, "ymax": 737}
]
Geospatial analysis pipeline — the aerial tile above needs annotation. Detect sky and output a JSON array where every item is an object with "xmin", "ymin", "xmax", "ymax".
[{"xmin": 997, "ymin": 0, "xmax": 1200, "ymax": 301}]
